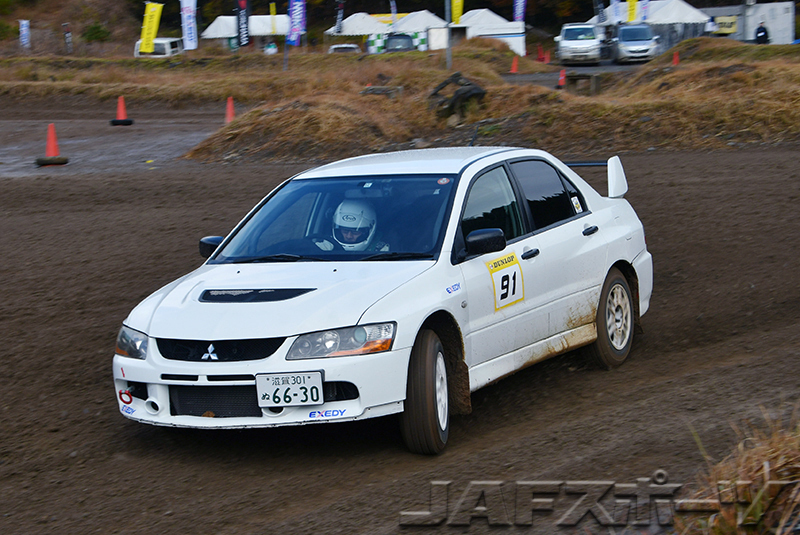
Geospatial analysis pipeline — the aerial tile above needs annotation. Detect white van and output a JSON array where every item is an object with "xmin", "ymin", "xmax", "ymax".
[
  {"xmin": 134, "ymin": 38, "xmax": 184, "ymax": 58},
  {"xmin": 554, "ymin": 23, "xmax": 604, "ymax": 65}
]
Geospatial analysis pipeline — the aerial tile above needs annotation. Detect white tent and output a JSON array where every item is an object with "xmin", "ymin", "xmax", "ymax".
[
  {"xmin": 587, "ymin": 0, "xmax": 709, "ymax": 25},
  {"xmin": 456, "ymin": 9, "xmax": 526, "ymax": 56},
  {"xmin": 324, "ymin": 12, "xmax": 388, "ymax": 36},
  {"xmin": 391, "ymin": 10, "xmax": 445, "ymax": 33},
  {"xmin": 201, "ymin": 15, "xmax": 291, "ymax": 38}
]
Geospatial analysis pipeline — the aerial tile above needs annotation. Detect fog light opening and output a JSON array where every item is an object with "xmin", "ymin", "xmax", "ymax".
[{"xmin": 145, "ymin": 399, "xmax": 160, "ymax": 414}]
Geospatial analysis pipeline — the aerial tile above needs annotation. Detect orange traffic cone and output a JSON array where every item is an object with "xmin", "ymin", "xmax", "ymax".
[
  {"xmin": 537, "ymin": 44, "xmax": 544, "ymax": 62},
  {"xmin": 556, "ymin": 69, "xmax": 566, "ymax": 89},
  {"xmin": 110, "ymin": 96, "xmax": 134, "ymax": 126},
  {"xmin": 225, "ymin": 96, "xmax": 235, "ymax": 124},
  {"xmin": 510, "ymin": 56, "xmax": 519, "ymax": 74},
  {"xmin": 36, "ymin": 123, "xmax": 69, "ymax": 166},
  {"xmin": 544, "ymin": 50, "xmax": 551, "ymax": 64},
  {"xmin": 672, "ymin": 51, "xmax": 679, "ymax": 66}
]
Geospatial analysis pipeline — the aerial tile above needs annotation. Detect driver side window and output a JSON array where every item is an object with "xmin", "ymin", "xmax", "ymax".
[{"xmin": 461, "ymin": 166, "xmax": 523, "ymax": 242}]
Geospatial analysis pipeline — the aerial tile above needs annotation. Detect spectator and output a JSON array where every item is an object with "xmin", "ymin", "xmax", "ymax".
[{"xmin": 755, "ymin": 21, "xmax": 770, "ymax": 44}]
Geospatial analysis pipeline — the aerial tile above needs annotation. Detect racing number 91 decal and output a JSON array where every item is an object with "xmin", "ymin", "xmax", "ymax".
[{"xmin": 486, "ymin": 252, "xmax": 524, "ymax": 310}]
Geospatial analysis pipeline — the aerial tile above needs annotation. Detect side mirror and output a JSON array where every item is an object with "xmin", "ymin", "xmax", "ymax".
[
  {"xmin": 465, "ymin": 228, "xmax": 506, "ymax": 256},
  {"xmin": 554, "ymin": 36, "xmax": 561, "ymax": 42},
  {"xmin": 199, "ymin": 236, "xmax": 224, "ymax": 259}
]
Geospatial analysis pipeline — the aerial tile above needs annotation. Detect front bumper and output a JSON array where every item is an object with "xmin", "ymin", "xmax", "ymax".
[
  {"xmin": 560, "ymin": 48, "xmax": 601, "ymax": 63},
  {"xmin": 113, "ymin": 341, "xmax": 410, "ymax": 428},
  {"xmin": 616, "ymin": 47, "xmax": 656, "ymax": 63}
]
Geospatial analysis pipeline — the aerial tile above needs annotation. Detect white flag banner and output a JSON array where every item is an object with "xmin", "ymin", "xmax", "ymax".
[
  {"xmin": 19, "ymin": 19, "xmax": 30, "ymax": 48},
  {"xmin": 180, "ymin": 0, "xmax": 198, "ymax": 50}
]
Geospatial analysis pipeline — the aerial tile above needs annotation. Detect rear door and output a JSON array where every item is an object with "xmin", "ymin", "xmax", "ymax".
[{"xmin": 508, "ymin": 159, "xmax": 609, "ymax": 338}]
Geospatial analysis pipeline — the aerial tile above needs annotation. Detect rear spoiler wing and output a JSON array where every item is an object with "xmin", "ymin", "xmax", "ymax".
[{"xmin": 565, "ymin": 156, "xmax": 628, "ymax": 198}]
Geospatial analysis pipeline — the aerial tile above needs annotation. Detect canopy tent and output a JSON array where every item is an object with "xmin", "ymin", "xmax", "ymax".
[
  {"xmin": 455, "ymin": 9, "xmax": 526, "ymax": 56},
  {"xmin": 587, "ymin": 0, "xmax": 709, "ymax": 25},
  {"xmin": 391, "ymin": 10, "xmax": 446, "ymax": 33},
  {"xmin": 201, "ymin": 15, "xmax": 291, "ymax": 38},
  {"xmin": 324, "ymin": 12, "xmax": 388, "ymax": 36}
]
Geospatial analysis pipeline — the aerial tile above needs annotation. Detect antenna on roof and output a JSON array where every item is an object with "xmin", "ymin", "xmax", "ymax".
[{"xmin": 469, "ymin": 126, "xmax": 479, "ymax": 147}]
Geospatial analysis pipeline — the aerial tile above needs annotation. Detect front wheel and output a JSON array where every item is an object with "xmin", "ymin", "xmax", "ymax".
[
  {"xmin": 400, "ymin": 330, "xmax": 449, "ymax": 455},
  {"xmin": 587, "ymin": 268, "xmax": 634, "ymax": 369}
]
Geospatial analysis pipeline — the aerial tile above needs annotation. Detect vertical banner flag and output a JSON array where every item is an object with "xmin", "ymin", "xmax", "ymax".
[
  {"xmin": 627, "ymin": 0, "xmax": 637, "ymax": 22},
  {"xmin": 513, "ymin": 0, "xmax": 526, "ymax": 22},
  {"xmin": 19, "ymin": 19, "xmax": 30, "ymax": 48},
  {"xmin": 334, "ymin": 2, "xmax": 344, "ymax": 34},
  {"xmin": 287, "ymin": 0, "xmax": 305, "ymax": 47},
  {"xmin": 452, "ymin": 0, "xmax": 463, "ymax": 25},
  {"xmin": 180, "ymin": 0, "xmax": 198, "ymax": 50},
  {"xmin": 389, "ymin": 0, "xmax": 397, "ymax": 29},
  {"xmin": 139, "ymin": 3, "xmax": 163, "ymax": 54},
  {"xmin": 236, "ymin": 0, "xmax": 250, "ymax": 48},
  {"xmin": 610, "ymin": 0, "xmax": 621, "ymax": 25},
  {"xmin": 640, "ymin": 0, "xmax": 650, "ymax": 21},
  {"xmin": 270, "ymin": 2, "xmax": 277, "ymax": 34},
  {"xmin": 594, "ymin": 0, "xmax": 607, "ymax": 24}
]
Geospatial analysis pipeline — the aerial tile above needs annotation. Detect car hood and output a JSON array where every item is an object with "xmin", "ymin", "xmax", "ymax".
[{"xmin": 127, "ymin": 261, "xmax": 434, "ymax": 340}]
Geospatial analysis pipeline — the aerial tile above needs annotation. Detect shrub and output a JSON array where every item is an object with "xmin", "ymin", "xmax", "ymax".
[{"xmin": 82, "ymin": 23, "xmax": 111, "ymax": 43}]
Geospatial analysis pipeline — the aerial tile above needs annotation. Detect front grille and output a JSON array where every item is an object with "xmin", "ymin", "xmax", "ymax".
[
  {"xmin": 169, "ymin": 385, "xmax": 262, "ymax": 418},
  {"xmin": 156, "ymin": 337, "xmax": 285, "ymax": 362}
]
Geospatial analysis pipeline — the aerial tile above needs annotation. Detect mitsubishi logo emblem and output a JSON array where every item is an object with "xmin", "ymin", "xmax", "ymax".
[{"xmin": 202, "ymin": 344, "xmax": 218, "ymax": 360}]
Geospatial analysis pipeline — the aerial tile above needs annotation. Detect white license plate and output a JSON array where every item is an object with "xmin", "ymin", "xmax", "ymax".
[{"xmin": 256, "ymin": 372, "xmax": 324, "ymax": 407}]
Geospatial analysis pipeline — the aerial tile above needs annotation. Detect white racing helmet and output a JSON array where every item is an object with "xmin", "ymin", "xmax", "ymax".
[{"xmin": 332, "ymin": 200, "xmax": 377, "ymax": 251}]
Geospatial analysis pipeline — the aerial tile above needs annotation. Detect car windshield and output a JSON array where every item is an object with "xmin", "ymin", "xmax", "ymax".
[
  {"xmin": 386, "ymin": 36, "xmax": 414, "ymax": 51},
  {"xmin": 211, "ymin": 175, "xmax": 457, "ymax": 263},
  {"xmin": 620, "ymin": 26, "xmax": 653, "ymax": 41},
  {"xmin": 563, "ymin": 27, "xmax": 596, "ymax": 40}
]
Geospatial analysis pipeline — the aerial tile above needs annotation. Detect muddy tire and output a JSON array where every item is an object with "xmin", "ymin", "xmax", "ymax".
[
  {"xmin": 400, "ymin": 330, "xmax": 449, "ymax": 455},
  {"xmin": 587, "ymin": 267, "xmax": 634, "ymax": 369}
]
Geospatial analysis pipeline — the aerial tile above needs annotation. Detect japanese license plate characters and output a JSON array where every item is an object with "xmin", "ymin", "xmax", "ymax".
[
  {"xmin": 485, "ymin": 253, "xmax": 524, "ymax": 310},
  {"xmin": 256, "ymin": 372, "xmax": 324, "ymax": 407}
]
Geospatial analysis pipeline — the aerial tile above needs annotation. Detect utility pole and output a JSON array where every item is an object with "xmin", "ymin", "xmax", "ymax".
[{"xmin": 445, "ymin": 0, "xmax": 452, "ymax": 70}]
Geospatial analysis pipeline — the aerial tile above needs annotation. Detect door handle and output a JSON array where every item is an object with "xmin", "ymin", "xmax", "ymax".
[
  {"xmin": 521, "ymin": 248, "xmax": 540, "ymax": 259},
  {"xmin": 582, "ymin": 226, "xmax": 599, "ymax": 236}
]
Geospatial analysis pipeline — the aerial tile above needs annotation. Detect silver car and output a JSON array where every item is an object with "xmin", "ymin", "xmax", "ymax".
[{"xmin": 613, "ymin": 24, "xmax": 660, "ymax": 64}]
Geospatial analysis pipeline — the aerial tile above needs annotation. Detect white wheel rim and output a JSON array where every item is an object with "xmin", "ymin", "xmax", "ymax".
[
  {"xmin": 435, "ymin": 351, "xmax": 448, "ymax": 431},
  {"xmin": 606, "ymin": 283, "xmax": 632, "ymax": 351}
]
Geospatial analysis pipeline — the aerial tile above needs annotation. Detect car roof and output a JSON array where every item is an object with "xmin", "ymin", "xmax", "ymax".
[{"xmin": 295, "ymin": 147, "xmax": 519, "ymax": 179}]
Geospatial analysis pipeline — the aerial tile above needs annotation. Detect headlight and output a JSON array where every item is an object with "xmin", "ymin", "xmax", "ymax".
[
  {"xmin": 287, "ymin": 323, "xmax": 396, "ymax": 360},
  {"xmin": 115, "ymin": 325, "xmax": 148, "ymax": 360}
]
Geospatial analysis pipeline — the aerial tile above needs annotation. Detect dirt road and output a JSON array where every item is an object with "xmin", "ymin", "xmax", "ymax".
[{"xmin": 1, "ymin": 96, "xmax": 799, "ymax": 534}]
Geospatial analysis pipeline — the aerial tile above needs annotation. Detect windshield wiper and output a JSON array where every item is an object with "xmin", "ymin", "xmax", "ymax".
[
  {"xmin": 231, "ymin": 254, "xmax": 326, "ymax": 263},
  {"xmin": 360, "ymin": 252, "xmax": 435, "ymax": 261}
]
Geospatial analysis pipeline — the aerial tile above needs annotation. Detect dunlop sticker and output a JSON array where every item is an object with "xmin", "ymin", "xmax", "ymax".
[{"xmin": 485, "ymin": 252, "xmax": 524, "ymax": 310}]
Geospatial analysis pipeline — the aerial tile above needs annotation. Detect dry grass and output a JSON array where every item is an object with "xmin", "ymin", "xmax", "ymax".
[
  {"xmin": 2, "ymin": 37, "xmax": 800, "ymax": 160},
  {"xmin": 678, "ymin": 406, "xmax": 800, "ymax": 535}
]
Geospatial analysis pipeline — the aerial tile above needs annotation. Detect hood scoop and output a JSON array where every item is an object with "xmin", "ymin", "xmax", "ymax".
[{"xmin": 200, "ymin": 288, "xmax": 315, "ymax": 303}]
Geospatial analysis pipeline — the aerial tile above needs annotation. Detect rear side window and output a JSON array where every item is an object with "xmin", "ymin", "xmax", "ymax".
[
  {"xmin": 510, "ymin": 160, "xmax": 584, "ymax": 230},
  {"xmin": 461, "ymin": 166, "xmax": 523, "ymax": 242}
]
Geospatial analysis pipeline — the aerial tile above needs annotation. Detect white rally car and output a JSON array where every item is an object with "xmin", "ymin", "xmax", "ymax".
[{"xmin": 113, "ymin": 147, "xmax": 652, "ymax": 454}]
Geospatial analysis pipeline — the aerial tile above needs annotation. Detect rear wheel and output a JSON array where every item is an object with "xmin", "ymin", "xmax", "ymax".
[
  {"xmin": 400, "ymin": 330, "xmax": 449, "ymax": 455},
  {"xmin": 587, "ymin": 268, "xmax": 634, "ymax": 369}
]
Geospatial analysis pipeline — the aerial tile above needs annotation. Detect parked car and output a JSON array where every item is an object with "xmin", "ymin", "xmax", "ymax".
[
  {"xmin": 113, "ymin": 147, "xmax": 653, "ymax": 454},
  {"xmin": 555, "ymin": 23, "xmax": 604, "ymax": 65},
  {"xmin": 385, "ymin": 33, "xmax": 416, "ymax": 52},
  {"xmin": 613, "ymin": 24, "xmax": 660, "ymax": 63},
  {"xmin": 134, "ymin": 37, "xmax": 184, "ymax": 58},
  {"xmin": 327, "ymin": 43, "xmax": 361, "ymax": 54}
]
